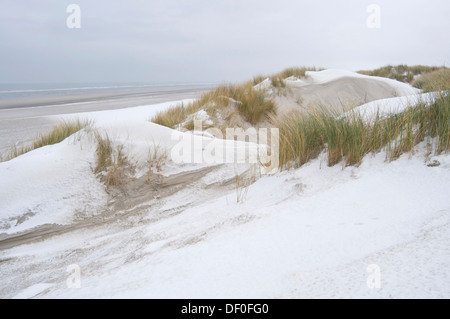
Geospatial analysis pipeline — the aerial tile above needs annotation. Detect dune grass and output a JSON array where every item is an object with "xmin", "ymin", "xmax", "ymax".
[
  {"xmin": 146, "ymin": 144, "xmax": 168, "ymax": 183},
  {"xmin": 1, "ymin": 119, "xmax": 91, "ymax": 162},
  {"xmin": 274, "ymin": 93, "xmax": 450, "ymax": 169},
  {"xmin": 412, "ymin": 68, "xmax": 450, "ymax": 93},
  {"xmin": 94, "ymin": 132, "xmax": 129, "ymax": 187},
  {"xmin": 252, "ymin": 75, "xmax": 268, "ymax": 86},
  {"xmin": 270, "ymin": 67, "xmax": 320, "ymax": 89},
  {"xmin": 152, "ymin": 66, "xmax": 331, "ymax": 128},
  {"xmin": 152, "ymin": 64, "xmax": 449, "ymax": 168},
  {"xmin": 235, "ymin": 168, "xmax": 257, "ymax": 204},
  {"xmin": 253, "ymin": 67, "xmax": 321, "ymax": 86},
  {"xmin": 152, "ymin": 66, "xmax": 325, "ymax": 129},
  {"xmin": 278, "ymin": 66, "xmax": 321, "ymax": 79},
  {"xmin": 233, "ymin": 83, "xmax": 276, "ymax": 124},
  {"xmin": 152, "ymin": 82, "xmax": 276, "ymax": 127},
  {"xmin": 358, "ymin": 65, "xmax": 445, "ymax": 83},
  {"xmin": 94, "ymin": 132, "xmax": 114, "ymax": 174},
  {"xmin": 152, "ymin": 101, "xmax": 203, "ymax": 129}
]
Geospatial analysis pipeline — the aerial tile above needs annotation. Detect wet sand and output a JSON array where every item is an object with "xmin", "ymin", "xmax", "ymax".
[
  {"xmin": 0, "ymin": 86, "xmax": 209, "ymax": 153},
  {"xmin": 0, "ymin": 86, "xmax": 211, "ymax": 110}
]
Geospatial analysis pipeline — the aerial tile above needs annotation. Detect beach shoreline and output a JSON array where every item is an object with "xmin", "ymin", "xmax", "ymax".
[
  {"xmin": 0, "ymin": 86, "xmax": 211, "ymax": 110},
  {"xmin": 0, "ymin": 85, "xmax": 209, "ymax": 153}
]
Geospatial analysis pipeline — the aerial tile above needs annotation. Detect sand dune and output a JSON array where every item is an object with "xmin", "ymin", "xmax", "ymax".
[
  {"xmin": 1, "ymin": 70, "xmax": 448, "ymax": 299},
  {"xmin": 274, "ymin": 70, "xmax": 420, "ymax": 115}
]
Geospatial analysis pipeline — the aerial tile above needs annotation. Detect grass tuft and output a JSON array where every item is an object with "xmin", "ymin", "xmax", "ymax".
[
  {"xmin": 412, "ymin": 68, "xmax": 450, "ymax": 92},
  {"xmin": 274, "ymin": 93, "xmax": 450, "ymax": 169},
  {"xmin": 151, "ymin": 66, "xmax": 325, "ymax": 129},
  {"xmin": 94, "ymin": 132, "xmax": 129, "ymax": 187},
  {"xmin": 235, "ymin": 166, "xmax": 259, "ymax": 203},
  {"xmin": 152, "ymin": 83, "xmax": 276, "ymax": 127},
  {"xmin": 252, "ymin": 75, "xmax": 267, "ymax": 86},
  {"xmin": 147, "ymin": 144, "xmax": 168, "ymax": 182},
  {"xmin": 270, "ymin": 66, "xmax": 320, "ymax": 89},
  {"xmin": 1, "ymin": 119, "xmax": 91, "ymax": 162},
  {"xmin": 153, "ymin": 102, "xmax": 203, "ymax": 129},
  {"xmin": 358, "ymin": 65, "xmax": 446, "ymax": 83}
]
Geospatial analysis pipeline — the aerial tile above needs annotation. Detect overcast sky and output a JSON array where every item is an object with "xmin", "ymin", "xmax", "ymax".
[{"xmin": 0, "ymin": 0, "xmax": 449, "ymax": 84}]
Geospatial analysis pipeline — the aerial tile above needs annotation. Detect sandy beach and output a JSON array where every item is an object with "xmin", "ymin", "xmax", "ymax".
[
  {"xmin": 0, "ymin": 85, "xmax": 209, "ymax": 153},
  {"xmin": 1, "ymin": 0, "xmax": 449, "ymax": 303},
  {"xmin": 0, "ymin": 69, "xmax": 448, "ymax": 299}
]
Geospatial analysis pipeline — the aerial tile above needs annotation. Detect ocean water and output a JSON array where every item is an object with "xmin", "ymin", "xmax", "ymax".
[{"xmin": 0, "ymin": 82, "xmax": 215, "ymax": 100}]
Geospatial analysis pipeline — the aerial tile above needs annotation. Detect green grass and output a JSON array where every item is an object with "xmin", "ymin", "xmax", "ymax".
[
  {"xmin": 274, "ymin": 93, "xmax": 450, "ymax": 169},
  {"xmin": 1, "ymin": 119, "xmax": 91, "ymax": 162}
]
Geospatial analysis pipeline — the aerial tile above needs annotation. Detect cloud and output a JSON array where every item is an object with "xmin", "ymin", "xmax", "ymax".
[{"xmin": 0, "ymin": 0, "xmax": 449, "ymax": 83}]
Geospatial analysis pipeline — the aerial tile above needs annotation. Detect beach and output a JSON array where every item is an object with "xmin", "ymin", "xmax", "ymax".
[
  {"xmin": 0, "ymin": 69, "xmax": 448, "ymax": 299},
  {"xmin": 0, "ymin": 85, "xmax": 209, "ymax": 153}
]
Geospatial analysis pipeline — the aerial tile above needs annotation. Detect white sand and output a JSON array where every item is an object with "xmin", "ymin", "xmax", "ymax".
[
  {"xmin": 2, "ymin": 71, "xmax": 448, "ymax": 299},
  {"xmin": 275, "ymin": 69, "xmax": 420, "ymax": 115}
]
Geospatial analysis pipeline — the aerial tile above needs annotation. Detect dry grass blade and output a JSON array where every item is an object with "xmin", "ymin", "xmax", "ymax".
[
  {"xmin": 147, "ymin": 144, "xmax": 168, "ymax": 182},
  {"xmin": 358, "ymin": 65, "xmax": 445, "ymax": 83},
  {"xmin": 94, "ymin": 132, "xmax": 130, "ymax": 187},
  {"xmin": 275, "ymin": 93, "xmax": 450, "ymax": 169},
  {"xmin": 151, "ymin": 82, "xmax": 276, "ymax": 128},
  {"xmin": 1, "ymin": 119, "xmax": 91, "ymax": 162},
  {"xmin": 412, "ymin": 69, "xmax": 450, "ymax": 93}
]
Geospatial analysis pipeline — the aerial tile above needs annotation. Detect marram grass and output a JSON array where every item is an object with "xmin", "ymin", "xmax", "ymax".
[
  {"xmin": 2, "ymin": 119, "xmax": 91, "ymax": 162},
  {"xmin": 94, "ymin": 132, "xmax": 129, "ymax": 187},
  {"xmin": 274, "ymin": 93, "xmax": 449, "ymax": 169},
  {"xmin": 152, "ymin": 82, "xmax": 276, "ymax": 127},
  {"xmin": 151, "ymin": 66, "xmax": 323, "ymax": 129}
]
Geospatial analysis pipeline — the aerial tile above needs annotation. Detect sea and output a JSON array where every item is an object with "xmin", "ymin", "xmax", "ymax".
[{"xmin": 0, "ymin": 82, "xmax": 216, "ymax": 100}]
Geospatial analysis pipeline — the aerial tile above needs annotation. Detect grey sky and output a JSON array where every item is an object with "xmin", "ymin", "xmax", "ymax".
[{"xmin": 0, "ymin": 0, "xmax": 449, "ymax": 83}]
